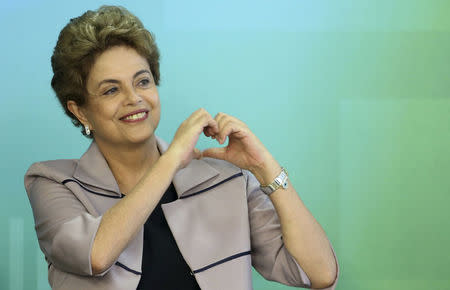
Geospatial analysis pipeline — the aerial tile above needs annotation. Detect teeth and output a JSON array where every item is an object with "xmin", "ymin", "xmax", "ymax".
[{"xmin": 123, "ymin": 112, "xmax": 146, "ymax": 120}]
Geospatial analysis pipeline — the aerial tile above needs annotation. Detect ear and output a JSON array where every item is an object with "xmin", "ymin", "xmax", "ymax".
[{"xmin": 67, "ymin": 100, "xmax": 91, "ymax": 127}]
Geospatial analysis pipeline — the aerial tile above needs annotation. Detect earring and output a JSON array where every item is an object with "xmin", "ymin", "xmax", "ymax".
[{"xmin": 84, "ymin": 125, "xmax": 91, "ymax": 135}]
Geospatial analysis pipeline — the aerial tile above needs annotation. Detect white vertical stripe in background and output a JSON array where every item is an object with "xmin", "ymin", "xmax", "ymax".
[
  {"xmin": 36, "ymin": 247, "xmax": 50, "ymax": 290},
  {"xmin": 9, "ymin": 217, "xmax": 24, "ymax": 290}
]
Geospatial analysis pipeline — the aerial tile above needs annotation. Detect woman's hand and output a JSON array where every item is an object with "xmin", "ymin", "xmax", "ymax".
[
  {"xmin": 168, "ymin": 110, "xmax": 338, "ymax": 287},
  {"xmin": 202, "ymin": 112, "xmax": 279, "ymax": 184},
  {"xmin": 166, "ymin": 108, "xmax": 219, "ymax": 170}
]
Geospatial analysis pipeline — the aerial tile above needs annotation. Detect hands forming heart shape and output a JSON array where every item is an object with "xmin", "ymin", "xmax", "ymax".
[{"xmin": 167, "ymin": 108, "xmax": 280, "ymax": 184}]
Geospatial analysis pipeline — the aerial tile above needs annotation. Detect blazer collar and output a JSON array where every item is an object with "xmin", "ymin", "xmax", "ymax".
[
  {"xmin": 73, "ymin": 141, "xmax": 121, "ymax": 195},
  {"xmin": 73, "ymin": 136, "xmax": 219, "ymax": 198}
]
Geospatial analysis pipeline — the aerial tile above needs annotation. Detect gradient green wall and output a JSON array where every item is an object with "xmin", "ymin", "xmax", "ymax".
[{"xmin": 1, "ymin": 1, "xmax": 449, "ymax": 289}]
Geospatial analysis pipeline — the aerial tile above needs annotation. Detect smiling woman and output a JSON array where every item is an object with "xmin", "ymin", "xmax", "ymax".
[
  {"xmin": 67, "ymin": 46, "xmax": 161, "ymax": 149},
  {"xmin": 24, "ymin": 5, "xmax": 339, "ymax": 290}
]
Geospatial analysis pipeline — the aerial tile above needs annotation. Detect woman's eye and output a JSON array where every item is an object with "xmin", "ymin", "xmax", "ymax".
[
  {"xmin": 137, "ymin": 78, "xmax": 150, "ymax": 87},
  {"xmin": 103, "ymin": 87, "xmax": 118, "ymax": 95}
]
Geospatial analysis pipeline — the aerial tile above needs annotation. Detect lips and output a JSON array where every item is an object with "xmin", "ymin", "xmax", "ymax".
[{"xmin": 119, "ymin": 109, "xmax": 149, "ymax": 122}]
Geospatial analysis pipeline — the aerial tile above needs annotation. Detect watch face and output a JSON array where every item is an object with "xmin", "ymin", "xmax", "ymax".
[
  {"xmin": 275, "ymin": 178, "xmax": 282, "ymax": 186},
  {"xmin": 282, "ymin": 181, "xmax": 288, "ymax": 189}
]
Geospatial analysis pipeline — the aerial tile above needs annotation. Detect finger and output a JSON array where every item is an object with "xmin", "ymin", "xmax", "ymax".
[
  {"xmin": 195, "ymin": 109, "xmax": 219, "ymax": 133},
  {"xmin": 187, "ymin": 108, "xmax": 207, "ymax": 123},
  {"xmin": 203, "ymin": 126, "xmax": 211, "ymax": 137},
  {"xmin": 216, "ymin": 116, "xmax": 238, "ymax": 142},
  {"xmin": 214, "ymin": 113, "xmax": 247, "ymax": 143},
  {"xmin": 185, "ymin": 109, "xmax": 215, "ymax": 138},
  {"xmin": 189, "ymin": 108, "xmax": 211, "ymax": 126},
  {"xmin": 194, "ymin": 107, "xmax": 209, "ymax": 117},
  {"xmin": 215, "ymin": 112, "xmax": 240, "ymax": 126},
  {"xmin": 206, "ymin": 118, "xmax": 219, "ymax": 135},
  {"xmin": 214, "ymin": 112, "xmax": 227, "ymax": 126},
  {"xmin": 203, "ymin": 125, "xmax": 217, "ymax": 138},
  {"xmin": 202, "ymin": 147, "xmax": 227, "ymax": 160},
  {"xmin": 215, "ymin": 113, "xmax": 239, "ymax": 133},
  {"xmin": 195, "ymin": 108, "xmax": 212, "ymax": 123},
  {"xmin": 208, "ymin": 126, "xmax": 216, "ymax": 137},
  {"xmin": 214, "ymin": 113, "xmax": 229, "ymax": 142},
  {"xmin": 218, "ymin": 121, "xmax": 239, "ymax": 144}
]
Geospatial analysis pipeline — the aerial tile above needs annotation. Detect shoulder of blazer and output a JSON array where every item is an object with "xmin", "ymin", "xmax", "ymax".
[{"xmin": 24, "ymin": 159, "xmax": 78, "ymax": 192}]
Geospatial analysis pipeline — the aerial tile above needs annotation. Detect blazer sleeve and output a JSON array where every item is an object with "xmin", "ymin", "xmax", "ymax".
[
  {"xmin": 25, "ymin": 175, "xmax": 104, "ymax": 276},
  {"xmin": 244, "ymin": 170, "xmax": 339, "ymax": 289}
]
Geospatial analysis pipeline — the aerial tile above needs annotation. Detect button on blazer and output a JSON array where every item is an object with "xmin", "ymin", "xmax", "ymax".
[{"xmin": 24, "ymin": 137, "xmax": 339, "ymax": 290}]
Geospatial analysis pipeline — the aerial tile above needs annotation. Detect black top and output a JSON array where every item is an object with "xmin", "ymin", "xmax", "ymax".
[{"xmin": 136, "ymin": 183, "xmax": 201, "ymax": 290}]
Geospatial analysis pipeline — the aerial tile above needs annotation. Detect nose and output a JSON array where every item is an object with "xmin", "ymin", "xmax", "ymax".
[{"xmin": 124, "ymin": 87, "xmax": 142, "ymax": 105}]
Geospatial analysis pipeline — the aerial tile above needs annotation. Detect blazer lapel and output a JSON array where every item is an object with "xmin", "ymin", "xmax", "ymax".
[
  {"xmin": 160, "ymin": 166, "xmax": 251, "ymax": 290},
  {"xmin": 155, "ymin": 136, "xmax": 220, "ymax": 197},
  {"xmin": 157, "ymin": 137, "xmax": 251, "ymax": 289},
  {"xmin": 73, "ymin": 137, "xmax": 220, "ymax": 198}
]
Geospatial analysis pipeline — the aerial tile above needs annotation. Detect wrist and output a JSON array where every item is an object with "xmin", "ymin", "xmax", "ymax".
[
  {"xmin": 250, "ymin": 156, "xmax": 282, "ymax": 186},
  {"xmin": 160, "ymin": 147, "xmax": 183, "ymax": 172}
]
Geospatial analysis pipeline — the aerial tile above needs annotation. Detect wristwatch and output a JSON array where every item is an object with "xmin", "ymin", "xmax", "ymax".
[{"xmin": 260, "ymin": 167, "xmax": 289, "ymax": 195}]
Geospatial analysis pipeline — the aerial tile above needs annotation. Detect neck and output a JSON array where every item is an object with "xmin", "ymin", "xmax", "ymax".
[{"xmin": 95, "ymin": 135, "xmax": 161, "ymax": 194}]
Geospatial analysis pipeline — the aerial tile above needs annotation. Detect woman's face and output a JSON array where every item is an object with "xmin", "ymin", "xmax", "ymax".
[{"xmin": 81, "ymin": 45, "xmax": 160, "ymax": 146}]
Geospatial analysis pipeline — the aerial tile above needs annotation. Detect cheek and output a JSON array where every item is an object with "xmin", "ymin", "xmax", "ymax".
[
  {"xmin": 148, "ymin": 88, "xmax": 160, "ymax": 106},
  {"xmin": 154, "ymin": 99, "xmax": 161, "ymax": 111},
  {"xmin": 151, "ymin": 107, "xmax": 161, "ymax": 122},
  {"xmin": 148, "ymin": 95, "xmax": 160, "ymax": 111},
  {"xmin": 152, "ymin": 92, "xmax": 160, "ymax": 103},
  {"xmin": 151, "ymin": 103, "xmax": 161, "ymax": 126},
  {"xmin": 88, "ymin": 104, "xmax": 117, "ymax": 126}
]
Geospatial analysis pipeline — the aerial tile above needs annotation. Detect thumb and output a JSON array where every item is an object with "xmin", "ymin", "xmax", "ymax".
[
  {"xmin": 193, "ymin": 148, "xmax": 202, "ymax": 160},
  {"xmin": 202, "ymin": 147, "xmax": 227, "ymax": 160}
]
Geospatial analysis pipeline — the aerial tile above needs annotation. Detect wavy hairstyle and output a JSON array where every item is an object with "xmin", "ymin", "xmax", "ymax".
[{"xmin": 51, "ymin": 5, "xmax": 160, "ymax": 138}]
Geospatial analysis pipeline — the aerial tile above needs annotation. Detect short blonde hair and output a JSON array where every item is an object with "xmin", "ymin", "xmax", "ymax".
[{"xmin": 51, "ymin": 5, "xmax": 160, "ymax": 138}]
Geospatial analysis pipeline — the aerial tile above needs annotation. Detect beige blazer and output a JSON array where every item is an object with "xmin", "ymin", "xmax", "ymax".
[{"xmin": 24, "ymin": 137, "xmax": 339, "ymax": 290}]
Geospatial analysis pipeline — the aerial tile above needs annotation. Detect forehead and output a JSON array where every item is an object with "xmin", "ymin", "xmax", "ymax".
[{"xmin": 88, "ymin": 46, "xmax": 150, "ymax": 83}]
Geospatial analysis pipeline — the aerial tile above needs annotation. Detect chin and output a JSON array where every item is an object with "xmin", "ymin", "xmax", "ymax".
[{"xmin": 127, "ymin": 131, "xmax": 155, "ymax": 145}]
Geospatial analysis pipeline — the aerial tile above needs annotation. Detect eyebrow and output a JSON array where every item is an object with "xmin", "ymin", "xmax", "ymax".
[{"xmin": 97, "ymin": 69, "xmax": 152, "ymax": 88}]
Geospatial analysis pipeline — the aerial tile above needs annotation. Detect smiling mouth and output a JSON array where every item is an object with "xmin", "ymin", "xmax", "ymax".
[{"xmin": 120, "ymin": 111, "xmax": 149, "ymax": 122}]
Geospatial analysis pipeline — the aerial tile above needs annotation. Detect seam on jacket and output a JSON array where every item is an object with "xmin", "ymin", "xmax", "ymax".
[
  {"xmin": 115, "ymin": 261, "xmax": 142, "ymax": 275},
  {"xmin": 180, "ymin": 172, "xmax": 244, "ymax": 199},
  {"xmin": 192, "ymin": 250, "xmax": 251, "ymax": 274},
  {"xmin": 62, "ymin": 179, "xmax": 124, "ymax": 199}
]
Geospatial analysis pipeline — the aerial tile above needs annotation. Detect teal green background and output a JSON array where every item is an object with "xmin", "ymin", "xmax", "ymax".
[{"xmin": 1, "ymin": 0, "xmax": 449, "ymax": 289}]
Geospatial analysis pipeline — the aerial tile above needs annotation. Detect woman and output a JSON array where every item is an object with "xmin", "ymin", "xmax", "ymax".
[{"xmin": 25, "ymin": 5, "xmax": 338, "ymax": 290}]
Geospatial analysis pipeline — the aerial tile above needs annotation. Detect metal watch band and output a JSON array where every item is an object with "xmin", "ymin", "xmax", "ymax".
[{"xmin": 260, "ymin": 167, "xmax": 289, "ymax": 195}]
